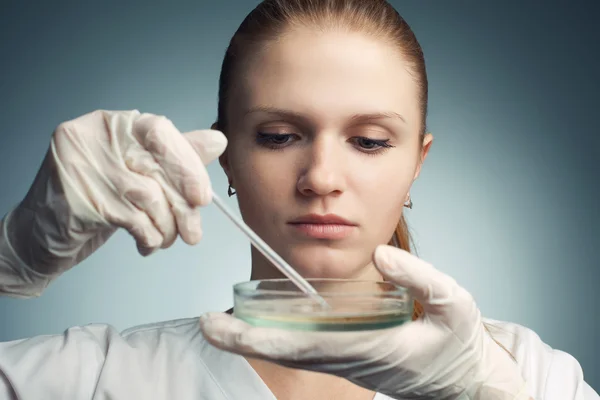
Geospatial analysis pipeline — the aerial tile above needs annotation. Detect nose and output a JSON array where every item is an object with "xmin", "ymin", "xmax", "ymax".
[{"xmin": 296, "ymin": 136, "xmax": 346, "ymax": 197}]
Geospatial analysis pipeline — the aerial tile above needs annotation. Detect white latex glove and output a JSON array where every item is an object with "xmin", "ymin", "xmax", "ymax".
[
  {"xmin": 200, "ymin": 245, "xmax": 532, "ymax": 400},
  {"xmin": 6, "ymin": 110, "xmax": 227, "ymax": 276}
]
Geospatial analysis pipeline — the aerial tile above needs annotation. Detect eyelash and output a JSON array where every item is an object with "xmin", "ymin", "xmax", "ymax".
[{"xmin": 256, "ymin": 133, "xmax": 395, "ymax": 155}]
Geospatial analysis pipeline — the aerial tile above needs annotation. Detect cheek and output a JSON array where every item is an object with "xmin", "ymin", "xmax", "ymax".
[
  {"xmin": 228, "ymin": 144, "xmax": 295, "ymax": 223},
  {"xmin": 234, "ymin": 153, "xmax": 293, "ymax": 193},
  {"xmin": 351, "ymin": 156, "xmax": 415, "ymax": 229},
  {"xmin": 353, "ymin": 154, "xmax": 415, "ymax": 195}
]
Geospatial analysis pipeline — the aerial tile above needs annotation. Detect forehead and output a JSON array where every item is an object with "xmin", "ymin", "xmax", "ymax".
[{"xmin": 232, "ymin": 27, "xmax": 421, "ymax": 128}]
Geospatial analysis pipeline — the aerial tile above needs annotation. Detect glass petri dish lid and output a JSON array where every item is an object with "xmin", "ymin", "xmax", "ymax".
[{"xmin": 233, "ymin": 279, "xmax": 413, "ymax": 331}]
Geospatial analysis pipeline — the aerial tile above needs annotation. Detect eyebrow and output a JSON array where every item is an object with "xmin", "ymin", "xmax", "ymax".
[{"xmin": 244, "ymin": 106, "xmax": 406, "ymax": 124}]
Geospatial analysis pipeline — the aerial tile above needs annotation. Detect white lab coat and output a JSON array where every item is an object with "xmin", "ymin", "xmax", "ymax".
[
  {"xmin": 0, "ymin": 317, "xmax": 598, "ymax": 399},
  {"xmin": 0, "ymin": 218, "xmax": 598, "ymax": 399}
]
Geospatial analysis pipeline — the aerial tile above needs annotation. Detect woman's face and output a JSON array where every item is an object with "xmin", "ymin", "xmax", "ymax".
[{"xmin": 220, "ymin": 27, "xmax": 432, "ymax": 280}]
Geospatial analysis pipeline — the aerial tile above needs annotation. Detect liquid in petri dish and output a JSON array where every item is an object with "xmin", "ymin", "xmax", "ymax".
[{"xmin": 233, "ymin": 279, "xmax": 413, "ymax": 332}]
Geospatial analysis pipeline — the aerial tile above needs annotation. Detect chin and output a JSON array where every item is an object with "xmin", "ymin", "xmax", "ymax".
[{"xmin": 285, "ymin": 246, "xmax": 371, "ymax": 280}]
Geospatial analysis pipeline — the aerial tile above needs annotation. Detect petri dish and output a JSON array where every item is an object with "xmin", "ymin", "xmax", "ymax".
[{"xmin": 233, "ymin": 279, "xmax": 413, "ymax": 331}]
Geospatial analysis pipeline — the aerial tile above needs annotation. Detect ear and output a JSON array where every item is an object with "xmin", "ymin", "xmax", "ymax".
[
  {"xmin": 212, "ymin": 122, "xmax": 233, "ymax": 183},
  {"xmin": 413, "ymin": 133, "xmax": 433, "ymax": 181}
]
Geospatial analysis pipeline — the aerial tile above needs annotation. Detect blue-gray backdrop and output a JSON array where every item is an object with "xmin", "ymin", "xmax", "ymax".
[{"xmin": 1, "ymin": 0, "xmax": 598, "ymax": 390}]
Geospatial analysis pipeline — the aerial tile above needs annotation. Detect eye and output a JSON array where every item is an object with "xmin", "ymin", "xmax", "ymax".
[
  {"xmin": 350, "ymin": 137, "xmax": 394, "ymax": 154},
  {"xmin": 256, "ymin": 132, "xmax": 298, "ymax": 149}
]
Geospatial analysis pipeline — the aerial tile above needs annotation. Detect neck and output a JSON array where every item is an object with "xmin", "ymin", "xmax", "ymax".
[
  {"xmin": 244, "ymin": 246, "xmax": 380, "ymax": 399},
  {"xmin": 247, "ymin": 358, "xmax": 376, "ymax": 400}
]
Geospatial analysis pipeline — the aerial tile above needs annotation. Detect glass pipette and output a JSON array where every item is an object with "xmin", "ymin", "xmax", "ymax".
[{"xmin": 211, "ymin": 191, "xmax": 330, "ymax": 309}]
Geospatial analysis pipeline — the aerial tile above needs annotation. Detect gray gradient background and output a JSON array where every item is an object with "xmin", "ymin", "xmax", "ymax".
[{"xmin": 1, "ymin": 0, "xmax": 599, "ymax": 390}]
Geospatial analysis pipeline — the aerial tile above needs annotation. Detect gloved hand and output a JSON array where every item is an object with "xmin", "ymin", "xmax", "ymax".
[
  {"xmin": 6, "ymin": 110, "xmax": 227, "ymax": 276},
  {"xmin": 200, "ymin": 245, "xmax": 532, "ymax": 400}
]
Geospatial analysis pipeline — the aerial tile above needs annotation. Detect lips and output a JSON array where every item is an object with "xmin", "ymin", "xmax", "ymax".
[
  {"xmin": 288, "ymin": 214, "xmax": 357, "ymax": 239},
  {"xmin": 288, "ymin": 214, "xmax": 356, "ymax": 226}
]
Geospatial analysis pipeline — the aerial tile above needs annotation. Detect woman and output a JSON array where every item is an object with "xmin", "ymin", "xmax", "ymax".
[{"xmin": 0, "ymin": 1, "xmax": 597, "ymax": 399}]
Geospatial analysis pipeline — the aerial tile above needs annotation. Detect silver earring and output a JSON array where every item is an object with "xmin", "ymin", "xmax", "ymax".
[
  {"xmin": 227, "ymin": 184, "xmax": 236, "ymax": 197},
  {"xmin": 404, "ymin": 195, "xmax": 413, "ymax": 209}
]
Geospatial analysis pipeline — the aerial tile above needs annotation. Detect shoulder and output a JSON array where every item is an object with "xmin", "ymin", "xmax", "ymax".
[
  {"xmin": 109, "ymin": 318, "xmax": 237, "ymax": 388},
  {"xmin": 118, "ymin": 317, "xmax": 213, "ymax": 355},
  {"xmin": 118, "ymin": 316, "xmax": 245, "ymax": 367},
  {"xmin": 120, "ymin": 317, "xmax": 202, "ymax": 339},
  {"xmin": 482, "ymin": 318, "xmax": 554, "ymax": 368},
  {"xmin": 482, "ymin": 318, "xmax": 597, "ymax": 399},
  {"xmin": 114, "ymin": 317, "xmax": 274, "ymax": 399}
]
